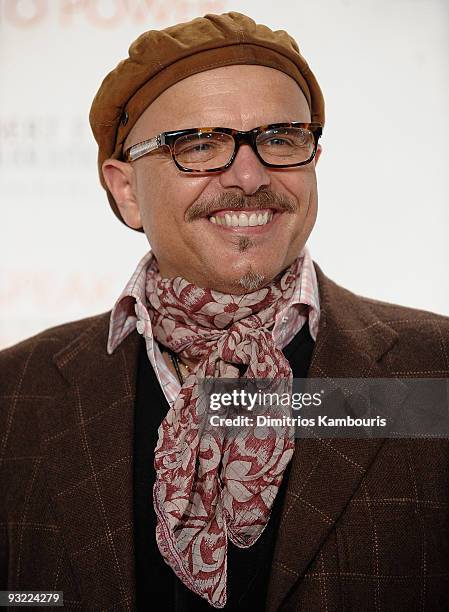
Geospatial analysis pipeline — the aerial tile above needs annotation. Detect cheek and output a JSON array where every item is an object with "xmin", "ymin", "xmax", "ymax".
[
  {"xmin": 279, "ymin": 170, "xmax": 318, "ymax": 251},
  {"xmin": 135, "ymin": 164, "xmax": 211, "ymax": 229},
  {"xmin": 277, "ymin": 167, "xmax": 317, "ymax": 214}
]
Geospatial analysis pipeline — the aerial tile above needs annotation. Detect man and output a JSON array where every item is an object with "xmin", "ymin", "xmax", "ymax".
[{"xmin": 1, "ymin": 11, "xmax": 448, "ymax": 612}]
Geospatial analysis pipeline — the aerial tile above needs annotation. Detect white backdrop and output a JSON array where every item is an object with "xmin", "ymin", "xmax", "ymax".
[{"xmin": 1, "ymin": 0, "xmax": 448, "ymax": 349}]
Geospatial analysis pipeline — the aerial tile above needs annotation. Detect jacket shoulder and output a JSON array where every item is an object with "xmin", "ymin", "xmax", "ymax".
[
  {"xmin": 0, "ymin": 312, "xmax": 111, "ymax": 395},
  {"xmin": 357, "ymin": 296, "xmax": 449, "ymax": 375},
  {"xmin": 359, "ymin": 295, "xmax": 449, "ymax": 332},
  {"xmin": 314, "ymin": 262, "xmax": 449, "ymax": 375}
]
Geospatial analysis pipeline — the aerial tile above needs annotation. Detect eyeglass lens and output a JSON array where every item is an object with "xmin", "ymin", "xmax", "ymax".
[{"xmin": 173, "ymin": 127, "xmax": 315, "ymax": 170}]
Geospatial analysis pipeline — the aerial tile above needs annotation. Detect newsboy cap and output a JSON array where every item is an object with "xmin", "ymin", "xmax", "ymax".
[{"xmin": 89, "ymin": 11, "xmax": 325, "ymax": 228}]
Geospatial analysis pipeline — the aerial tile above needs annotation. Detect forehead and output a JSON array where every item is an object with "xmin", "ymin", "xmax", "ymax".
[{"xmin": 126, "ymin": 65, "xmax": 311, "ymax": 145}]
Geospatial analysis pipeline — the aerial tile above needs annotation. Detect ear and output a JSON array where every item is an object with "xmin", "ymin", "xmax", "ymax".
[
  {"xmin": 314, "ymin": 143, "xmax": 323, "ymax": 166},
  {"xmin": 101, "ymin": 159, "xmax": 142, "ymax": 229}
]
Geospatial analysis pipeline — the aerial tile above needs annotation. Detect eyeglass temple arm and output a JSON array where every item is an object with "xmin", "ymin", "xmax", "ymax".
[{"xmin": 124, "ymin": 135, "xmax": 162, "ymax": 162}]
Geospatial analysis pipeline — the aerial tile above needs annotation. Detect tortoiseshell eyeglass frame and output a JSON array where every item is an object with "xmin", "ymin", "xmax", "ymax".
[{"xmin": 122, "ymin": 122, "xmax": 323, "ymax": 172}]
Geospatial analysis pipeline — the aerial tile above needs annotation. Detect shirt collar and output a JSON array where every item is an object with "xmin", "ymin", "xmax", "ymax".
[
  {"xmin": 107, "ymin": 247, "xmax": 320, "ymax": 354},
  {"xmin": 107, "ymin": 250, "xmax": 154, "ymax": 355}
]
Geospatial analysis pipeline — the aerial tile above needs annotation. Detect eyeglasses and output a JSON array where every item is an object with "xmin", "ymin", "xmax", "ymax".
[{"xmin": 122, "ymin": 122, "xmax": 323, "ymax": 173}]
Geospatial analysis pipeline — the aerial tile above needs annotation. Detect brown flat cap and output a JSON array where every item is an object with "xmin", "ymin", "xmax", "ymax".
[{"xmin": 89, "ymin": 11, "xmax": 325, "ymax": 228}]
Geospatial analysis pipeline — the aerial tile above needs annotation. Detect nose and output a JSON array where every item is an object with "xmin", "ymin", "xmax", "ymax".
[{"xmin": 218, "ymin": 143, "xmax": 270, "ymax": 195}]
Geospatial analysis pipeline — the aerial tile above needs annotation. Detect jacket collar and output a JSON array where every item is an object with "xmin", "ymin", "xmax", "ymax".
[
  {"xmin": 266, "ymin": 263, "xmax": 400, "ymax": 611},
  {"xmin": 43, "ymin": 262, "xmax": 400, "ymax": 610}
]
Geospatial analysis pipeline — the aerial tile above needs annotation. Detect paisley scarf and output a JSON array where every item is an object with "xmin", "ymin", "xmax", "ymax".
[{"xmin": 146, "ymin": 258, "xmax": 302, "ymax": 607}]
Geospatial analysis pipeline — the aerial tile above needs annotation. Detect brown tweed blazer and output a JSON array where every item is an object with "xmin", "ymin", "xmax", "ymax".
[{"xmin": 1, "ymin": 264, "xmax": 449, "ymax": 611}]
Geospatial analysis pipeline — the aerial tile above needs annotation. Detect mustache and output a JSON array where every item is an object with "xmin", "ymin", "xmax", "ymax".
[{"xmin": 185, "ymin": 190, "xmax": 297, "ymax": 222}]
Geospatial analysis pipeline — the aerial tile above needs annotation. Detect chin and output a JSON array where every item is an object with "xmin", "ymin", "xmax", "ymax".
[{"xmin": 212, "ymin": 263, "xmax": 281, "ymax": 295}]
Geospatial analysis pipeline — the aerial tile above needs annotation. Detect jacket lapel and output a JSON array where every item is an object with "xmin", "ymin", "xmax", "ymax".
[
  {"xmin": 39, "ymin": 313, "xmax": 140, "ymax": 611},
  {"xmin": 266, "ymin": 263, "xmax": 401, "ymax": 611}
]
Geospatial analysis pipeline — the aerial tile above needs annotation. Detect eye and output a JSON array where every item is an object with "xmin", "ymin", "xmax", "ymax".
[
  {"xmin": 256, "ymin": 127, "xmax": 314, "ymax": 162},
  {"xmin": 263, "ymin": 137, "xmax": 294, "ymax": 147},
  {"xmin": 257, "ymin": 128, "xmax": 312, "ymax": 151},
  {"xmin": 174, "ymin": 132, "xmax": 234, "ymax": 166},
  {"xmin": 179, "ymin": 141, "xmax": 216, "ymax": 154}
]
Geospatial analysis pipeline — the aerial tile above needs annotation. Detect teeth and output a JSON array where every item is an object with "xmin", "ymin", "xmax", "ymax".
[{"xmin": 209, "ymin": 211, "xmax": 274, "ymax": 227}]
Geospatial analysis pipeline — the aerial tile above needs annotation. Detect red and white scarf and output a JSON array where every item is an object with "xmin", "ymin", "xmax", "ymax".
[{"xmin": 146, "ymin": 258, "xmax": 303, "ymax": 607}]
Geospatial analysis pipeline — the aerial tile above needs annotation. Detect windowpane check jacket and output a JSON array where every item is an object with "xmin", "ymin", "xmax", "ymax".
[{"xmin": 1, "ymin": 263, "xmax": 449, "ymax": 611}]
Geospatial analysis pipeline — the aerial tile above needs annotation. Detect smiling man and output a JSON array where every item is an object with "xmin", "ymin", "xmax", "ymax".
[
  {"xmin": 102, "ymin": 64, "xmax": 320, "ymax": 296},
  {"xmin": 1, "ymin": 11, "xmax": 449, "ymax": 612}
]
